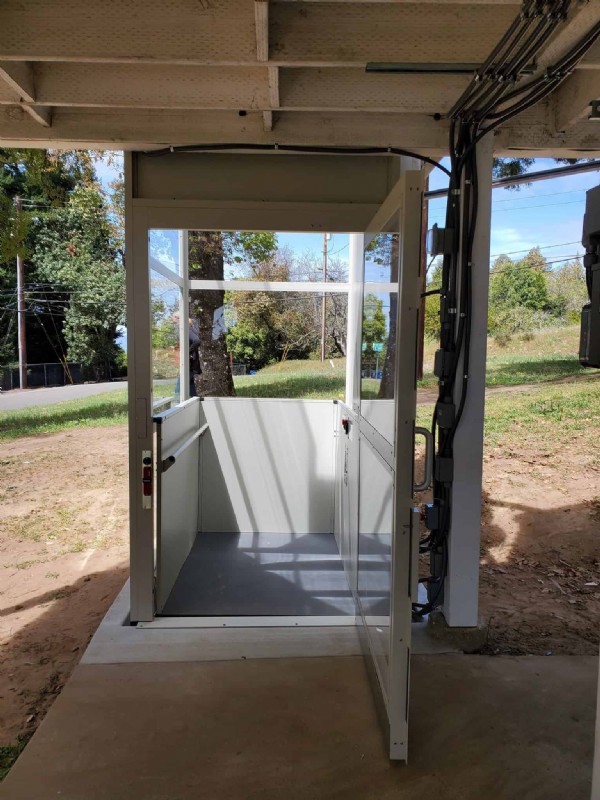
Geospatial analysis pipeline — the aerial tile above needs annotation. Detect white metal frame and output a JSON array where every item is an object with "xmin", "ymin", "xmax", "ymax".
[{"xmin": 353, "ymin": 168, "xmax": 424, "ymax": 761}]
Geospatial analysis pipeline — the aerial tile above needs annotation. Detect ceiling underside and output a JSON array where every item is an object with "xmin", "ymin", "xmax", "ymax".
[{"xmin": 0, "ymin": 0, "xmax": 598, "ymax": 156}]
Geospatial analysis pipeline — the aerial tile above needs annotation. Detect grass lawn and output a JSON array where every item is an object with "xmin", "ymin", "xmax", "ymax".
[
  {"xmin": 0, "ymin": 390, "xmax": 129, "ymax": 440},
  {"xmin": 417, "ymin": 377, "xmax": 600, "ymax": 451},
  {"xmin": 1, "ymin": 325, "xmax": 596, "ymax": 441}
]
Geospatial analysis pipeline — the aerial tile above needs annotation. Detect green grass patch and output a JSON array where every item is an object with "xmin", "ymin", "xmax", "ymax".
[
  {"xmin": 483, "ymin": 379, "xmax": 600, "ymax": 447},
  {"xmin": 0, "ymin": 736, "xmax": 30, "ymax": 781},
  {"xmin": 235, "ymin": 359, "xmax": 347, "ymax": 400},
  {"xmin": 0, "ymin": 390, "xmax": 129, "ymax": 441},
  {"xmin": 0, "ymin": 382, "xmax": 177, "ymax": 441},
  {"xmin": 417, "ymin": 378, "xmax": 600, "ymax": 450}
]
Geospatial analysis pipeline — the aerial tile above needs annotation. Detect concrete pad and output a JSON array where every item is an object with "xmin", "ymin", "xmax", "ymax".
[
  {"xmin": 1, "ymin": 654, "xmax": 595, "ymax": 800},
  {"xmin": 82, "ymin": 581, "xmax": 457, "ymax": 664}
]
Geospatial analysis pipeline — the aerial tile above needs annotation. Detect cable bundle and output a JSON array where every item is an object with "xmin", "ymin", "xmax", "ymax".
[{"xmin": 415, "ymin": 0, "xmax": 600, "ymax": 617}]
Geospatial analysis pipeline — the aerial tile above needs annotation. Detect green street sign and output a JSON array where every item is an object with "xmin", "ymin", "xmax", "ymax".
[{"xmin": 373, "ymin": 342, "xmax": 384, "ymax": 352}]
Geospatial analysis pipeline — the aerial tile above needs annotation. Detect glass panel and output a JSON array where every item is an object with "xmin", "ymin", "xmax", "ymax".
[
  {"xmin": 361, "ymin": 233, "xmax": 400, "ymax": 436},
  {"xmin": 357, "ymin": 439, "xmax": 394, "ymax": 698},
  {"xmin": 187, "ymin": 230, "xmax": 349, "ymax": 282},
  {"xmin": 187, "ymin": 288, "xmax": 348, "ymax": 399},
  {"xmin": 150, "ymin": 269, "xmax": 181, "ymax": 406},
  {"xmin": 364, "ymin": 231, "xmax": 399, "ymax": 283},
  {"xmin": 149, "ymin": 229, "xmax": 182, "ymax": 276}
]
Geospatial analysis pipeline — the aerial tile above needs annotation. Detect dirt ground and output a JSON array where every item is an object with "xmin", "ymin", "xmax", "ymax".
[
  {"xmin": 0, "ymin": 420, "xmax": 599, "ymax": 750},
  {"xmin": 0, "ymin": 426, "xmax": 129, "ymax": 747}
]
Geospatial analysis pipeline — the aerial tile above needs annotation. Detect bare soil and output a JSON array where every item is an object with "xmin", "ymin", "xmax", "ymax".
[
  {"xmin": 0, "ymin": 420, "xmax": 598, "ymax": 750},
  {"xmin": 0, "ymin": 426, "xmax": 128, "ymax": 747}
]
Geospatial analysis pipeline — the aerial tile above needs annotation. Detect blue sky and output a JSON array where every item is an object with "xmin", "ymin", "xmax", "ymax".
[
  {"xmin": 98, "ymin": 155, "xmax": 599, "ymax": 272},
  {"xmin": 428, "ymin": 157, "xmax": 598, "ymax": 267}
]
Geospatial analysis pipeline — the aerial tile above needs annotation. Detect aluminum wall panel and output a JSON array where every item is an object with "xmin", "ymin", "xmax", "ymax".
[
  {"xmin": 200, "ymin": 398, "xmax": 335, "ymax": 534},
  {"xmin": 155, "ymin": 399, "xmax": 201, "ymax": 611}
]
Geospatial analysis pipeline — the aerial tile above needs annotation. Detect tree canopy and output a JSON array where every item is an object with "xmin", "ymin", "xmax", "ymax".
[{"xmin": 0, "ymin": 149, "xmax": 124, "ymax": 378}]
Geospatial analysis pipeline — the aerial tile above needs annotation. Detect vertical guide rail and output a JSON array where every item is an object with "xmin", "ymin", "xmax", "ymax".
[
  {"xmin": 126, "ymin": 153, "xmax": 155, "ymax": 623},
  {"xmin": 178, "ymin": 230, "xmax": 190, "ymax": 402},
  {"xmin": 346, "ymin": 233, "xmax": 364, "ymax": 410},
  {"xmin": 388, "ymin": 170, "xmax": 423, "ymax": 761}
]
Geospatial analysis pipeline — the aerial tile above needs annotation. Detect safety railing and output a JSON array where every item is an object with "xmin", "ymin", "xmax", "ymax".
[{"xmin": 161, "ymin": 423, "xmax": 209, "ymax": 473}]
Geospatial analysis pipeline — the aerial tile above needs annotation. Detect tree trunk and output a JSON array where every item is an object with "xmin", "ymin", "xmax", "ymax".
[
  {"xmin": 188, "ymin": 231, "xmax": 235, "ymax": 397},
  {"xmin": 378, "ymin": 235, "xmax": 399, "ymax": 399}
]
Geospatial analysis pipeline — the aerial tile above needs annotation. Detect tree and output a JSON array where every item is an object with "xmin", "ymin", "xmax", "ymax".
[
  {"xmin": 188, "ymin": 231, "xmax": 277, "ymax": 395},
  {"xmin": 0, "ymin": 149, "xmax": 123, "ymax": 377},
  {"xmin": 546, "ymin": 257, "xmax": 588, "ymax": 322},
  {"xmin": 31, "ymin": 184, "xmax": 125, "ymax": 379},
  {"xmin": 225, "ymin": 250, "xmax": 319, "ymax": 369},
  {"xmin": 489, "ymin": 248, "xmax": 549, "ymax": 311}
]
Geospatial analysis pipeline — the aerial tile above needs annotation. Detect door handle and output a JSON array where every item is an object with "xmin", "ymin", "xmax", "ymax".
[{"xmin": 414, "ymin": 426, "xmax": 433, "ymax": 493}]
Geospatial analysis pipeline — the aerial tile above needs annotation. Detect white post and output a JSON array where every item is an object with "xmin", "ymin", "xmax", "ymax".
[
  {"xmin": 178, "ymin": 230, "xmax": 190, "ymax": 402},
  {"xmin": 346, "ymin": 233, "xmax": 364, "ymax": 409},
  {"xmin": 443, "ymin": 134, "xmax": 494, "ymax": 627},
  {"xmin": 126, "ymin": 153, "xmax": 155, "ymax": 623}
]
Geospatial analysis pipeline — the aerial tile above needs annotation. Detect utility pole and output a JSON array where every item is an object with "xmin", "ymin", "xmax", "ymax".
[
  {"xmin": 15, "ymin": 197, "xmax": 27, "ymax": 389},
  {"xmin": 320, "ymin": 232, "xmax": 329, "ymax": 361}
]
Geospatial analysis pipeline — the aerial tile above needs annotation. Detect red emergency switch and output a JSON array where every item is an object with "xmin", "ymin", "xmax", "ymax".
[
  {"xmin": 341, "ymin": 418, "xmax": 350, "ymax": 435},
  {"xmin": 142, "ymin": 465, "xmax": 152, "ymax": 496}
]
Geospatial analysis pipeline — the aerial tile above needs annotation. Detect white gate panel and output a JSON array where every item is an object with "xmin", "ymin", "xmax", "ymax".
[
  {"xmin": 155, "ymin": 398, "xmax": 201, "ymax": 611},
  {"xmin": 200, "ymin": 398, "xmax": 335, "ymax": 534}
]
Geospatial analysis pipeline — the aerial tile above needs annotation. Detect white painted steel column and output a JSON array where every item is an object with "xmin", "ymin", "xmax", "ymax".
[
  {"xmin": 126, "ymin": 153, "xmax": 155, "ymax": 623},
  {"xmin": 178, "ymin": 230, "xmax": 190, "ymax": 402},
  {"xmin": 443, "ymin": 135, "xmax": 494, "ymax": 628},
  {"xmin": 346, "ymin": 233, "xmax": 364, "ymax": 410},
  {"xmin": 592, "ymin": 651, "xmax": 600, "ymax": 800}
]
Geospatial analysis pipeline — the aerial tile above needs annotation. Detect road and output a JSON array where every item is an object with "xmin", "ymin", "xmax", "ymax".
[{"xmin": 1, "ymin": 381, "xmax": 128, "ymax": 411}]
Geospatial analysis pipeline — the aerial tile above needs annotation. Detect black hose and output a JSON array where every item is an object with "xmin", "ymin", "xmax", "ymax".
[{"xmin": 144, "ymin": 143, "xmax": 451, "ymax": 177}]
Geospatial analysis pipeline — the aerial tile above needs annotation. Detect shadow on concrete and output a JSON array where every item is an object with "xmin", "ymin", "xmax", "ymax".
[{"xmin": 1, "ymin": 563, "xmax": 129, "ymax": 754}]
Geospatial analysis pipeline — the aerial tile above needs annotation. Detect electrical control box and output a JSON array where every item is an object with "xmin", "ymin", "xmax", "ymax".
[
  {"xmin": 580, "ymin": 185, "xmax": 600, "ymax": 369},
  {"xmin": 426, "ymin": 223, "xmax": 454, "ymax": 256}
]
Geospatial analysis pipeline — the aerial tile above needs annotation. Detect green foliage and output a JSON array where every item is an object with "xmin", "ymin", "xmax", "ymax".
[
  {"xmin": 362, "ymin": 293, "xmax": 386, "ymax": 348},
  {"xmin": 546, "ymin": 258, "xmax": 588, "ymax": 323},
  {"xmin": 0, "ymin": 150, "xmax": 124, "ymax": 377},
  {"xmin": 489, "ymin": 248, "xmax": 549, "ymax": 312},
  {"xmin": 31, "ymin": 184, "xmax": 124, "ymax": 377}
]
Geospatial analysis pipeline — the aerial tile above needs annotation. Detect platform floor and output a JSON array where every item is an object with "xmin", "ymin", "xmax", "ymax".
[
  {"xmin": 161, "ymin": 532, "xmax": 356, "ymax": 616},
  {"xmin": 1, "ymin": 652, "xmax": 595, "ymax": 800}
]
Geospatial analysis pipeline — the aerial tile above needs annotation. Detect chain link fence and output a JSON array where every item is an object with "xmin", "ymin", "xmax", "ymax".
[{"xmin": 1, "ymin": 362, "xmax": 84, "ymax": 391}]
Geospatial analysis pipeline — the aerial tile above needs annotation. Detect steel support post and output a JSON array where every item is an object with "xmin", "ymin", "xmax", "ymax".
[
  {"xmin": 126, "ymin": 153, "xmax": 155, "ymax": 623},
  {"xmin": 443, "ymin": 135, "xmax": 494, "ymax": 627}
]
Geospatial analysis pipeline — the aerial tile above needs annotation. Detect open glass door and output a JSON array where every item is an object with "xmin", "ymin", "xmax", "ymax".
[
  {"xmin": 149, "ymin": 230, "xmax": 203, "ymax": 613},
  {"xmin": 355, "ymin": 170, "xmax": 423, "ymax": 760}
]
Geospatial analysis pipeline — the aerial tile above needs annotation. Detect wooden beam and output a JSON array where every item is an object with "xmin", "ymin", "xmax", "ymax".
[
  {"xmin": 269, "ymin": 2, "xmax": 518, "ymax": 66},
  {"xmin": 0, "ymin": 0, "xmax": 517, "ymax": 67},
  {"xmin": 3, "ymin": 63, "xmax": 270, "ymax": 111},
  {"xmin": 0, "ymin": 61, "xmax": 34, "ymax": 102},
  {"xmin": 22, "ymin": 103, "xmax": 51, "ymax": 127},
  {"xmin": 276, "ymin": 0, "xmax": 520, "ymax": 4},
  {"xmin": 537, "ymin": 4, "xmax": 600, "ymax": 68},
  {"xmin": 0, "ymin": 61, "xmax": 52, "ymax": 126},
  {"xmin": 555, "ymin": 70, "xmax": 600, "ymax": 131},
  {"xmin": 279, "ymin": 68, "xmax": 469, "ymax": 113},
  {"xmin": 262, "ymin": 110, "xmax": 274, "ymax": 131},
  {"xmin": 255, "ymin": 1, "xmax": 269, "ymax": 62},
  {"xmin": 268, "ymin": 66, "xmax": 280, "ymax": 108},
  {"xmin": 580, "ymin": 39, "xmax": 600, "ymax": 69},
  {"xmin": 0, "ymin": 104, "xmax": 597, "ymax": 157}
]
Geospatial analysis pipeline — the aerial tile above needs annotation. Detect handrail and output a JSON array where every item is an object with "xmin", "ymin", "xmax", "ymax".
[{"xmin": 161, "ymin": 424, "xmax": 208, "ymax": 473}]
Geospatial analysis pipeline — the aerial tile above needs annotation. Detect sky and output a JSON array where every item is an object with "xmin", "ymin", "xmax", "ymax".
[{"xmin": 98, "ymin": 154, "xmax": 599, "ymax": 274}]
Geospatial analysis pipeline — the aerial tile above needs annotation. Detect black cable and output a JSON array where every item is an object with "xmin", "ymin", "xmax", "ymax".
[{"xmin": 144, "ymin": 143, "xmax": 451, "ymax": 178}]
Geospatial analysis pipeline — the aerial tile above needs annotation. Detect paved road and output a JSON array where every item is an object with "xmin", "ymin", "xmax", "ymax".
[{"xmin": 0, "ymin": 381, "xmax": 128, "ymax": 411}]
